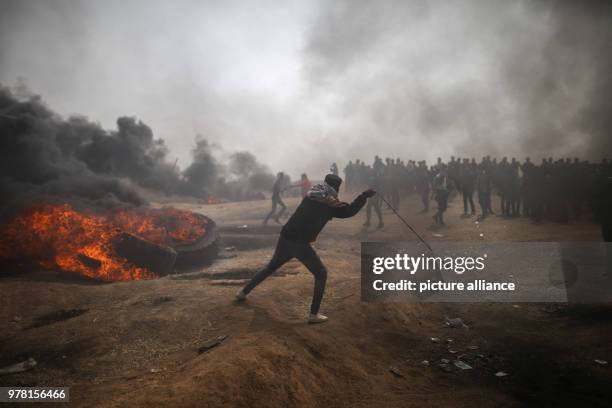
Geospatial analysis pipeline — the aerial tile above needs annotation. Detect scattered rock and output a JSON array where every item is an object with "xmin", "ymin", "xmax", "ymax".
[
  {"xmin": 430, "ymin": 337, "xmax": 441, "ymax": 343},
  {"xmin": 432, "ymin": 233, "xmax": 444, "ymax": 238},
  {"xmin": 224, "ymin": 246, "xmax": 237, "ymax": 252},
  {"xmin": 0, "ymin": 358, "xmax": 37, "ymax": 375},
  {"xmin": 420, "ymin": 360, "xmax": 430, "ymax": 366},
  {"xmin": 389, "ymin": 366, "xmax": 404, "ymax": 377},
  {"xmin": 150, "ymin": 368, "xmax": 163, "ymax": 373},
  {"xmin": 594, "ymin": 359, "xmax": 608, "ymax": 366},
  {"xmin": 448, "ymin": 349, "xmax": 459, "ymax": 354},
  {"xmin": 440, "ymin": 358, "xmax": 450, "ymax": 364},
  {"xmin": 198, "ymin": 334, "xmax": 228, "ymax": 354},
  {"xmin": 438, "ymin": 364, "xmax": 452, "ymax": 372},
  {"xmin": 495, "ymin": 371, "xmax": 509, "ymax": 377},
  {"xmin": 454, "ymin": 360, "xmax": 472, "ymax": 370},
  {"xmin": 445, "ymin": 317, "xmax": 469, "ymax": 329},
  {"xmin": 467, "ymin": 345, "xmax": 479, "ymax": 350}
]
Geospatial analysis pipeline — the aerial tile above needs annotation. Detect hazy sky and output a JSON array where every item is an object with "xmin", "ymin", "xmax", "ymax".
[{"xmin": 1, "ymin": 0, "xmax": 610, "ymax": 179}]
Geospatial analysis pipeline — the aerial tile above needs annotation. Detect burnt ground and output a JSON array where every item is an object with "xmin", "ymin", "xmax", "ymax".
[{"xmin": 1, "ymin": 193, "xmax": 612, "ymax": 407}]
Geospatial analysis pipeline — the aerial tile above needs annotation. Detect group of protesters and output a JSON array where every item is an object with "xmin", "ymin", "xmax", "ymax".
[{"xmin": 342, "ymin": 156, "xmax": 612, "ymax": 226}]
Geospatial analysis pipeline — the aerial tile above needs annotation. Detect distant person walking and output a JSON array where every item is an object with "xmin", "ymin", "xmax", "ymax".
[{"xmin": 263, "ymin": 172, "xmax": 286, "ymax": 225}]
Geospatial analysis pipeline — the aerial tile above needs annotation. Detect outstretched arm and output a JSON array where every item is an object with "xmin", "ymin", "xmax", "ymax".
[{"xmin": 332, "ymin": 190, "xmax": 375, "ymax": 218}]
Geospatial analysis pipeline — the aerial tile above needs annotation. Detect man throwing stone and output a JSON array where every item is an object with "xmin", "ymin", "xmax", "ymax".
[{"xmin": 236, "ymin": 174, "xmax": 375, "ymax": 323}]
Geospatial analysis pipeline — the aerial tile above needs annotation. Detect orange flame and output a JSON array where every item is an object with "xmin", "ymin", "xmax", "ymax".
[{"xmin": 0, "ymin": 204, "xmax": 208, "ymax": 281}]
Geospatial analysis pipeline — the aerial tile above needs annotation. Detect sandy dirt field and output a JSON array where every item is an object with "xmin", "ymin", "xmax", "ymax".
[{"xmin": 1, "ymin": 192, "xmax": 611, "ymax": 407}]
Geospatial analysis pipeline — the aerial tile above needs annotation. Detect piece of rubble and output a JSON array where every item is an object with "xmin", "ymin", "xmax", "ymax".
[
  {"xmin": 197, "ymin": 334, "xmax": 228, "ymax": 354},
  {"xmin": 420, "ymin": 360, "xmax": 430, "ymax": 366},
  {"xmin": 389, "ymin": 366, "xmax": 404, "ymax": 377},
  {"xmin": 430, "ymin": 337, "xmax": 441, "ymax": 343},
  {"xmin": 594, "ymin": 359, "xmax": 608, "ymax": 366},
  {"xmin": 454, "ymin": 360, "xmax": 472, "ymax": 370},
  {"xmin": 445, "ymin": 317, "xmax": 469, "ymax": 329},
  {"xmin": 467, "ymin": 345, "xmax": 479, "ymax": 350},
  {"xmin": 495, "ymin": 371, "xmax": 509, "ymax": 377},
  {"xmin": 440, "ymin": 358, "xmax": 450, "ymax": 364},
  {"xmin": 0, "ymin": 358, "xmax": 37, "ymax": 375},
  {"xmin": 438, "ymin": 364, "xmax": 452, "ymax": 372},
  {"xmin": 209, "ymin": 279, "xmax": 249, "ymax": 286}
]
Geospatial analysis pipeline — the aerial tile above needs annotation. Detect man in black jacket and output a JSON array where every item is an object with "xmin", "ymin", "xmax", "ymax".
[{"xmin": 236, "ymin": 174, "xmax": 375, "ymax": 323}]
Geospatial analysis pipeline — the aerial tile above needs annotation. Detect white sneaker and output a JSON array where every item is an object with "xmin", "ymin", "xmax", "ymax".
[
  {"xmin": 308, "ymin": 313, "xmax": 328, "ymax": 324},
  {"xmin": 235, "ymin": 289, "xmax": 247, "ymax": 301}
]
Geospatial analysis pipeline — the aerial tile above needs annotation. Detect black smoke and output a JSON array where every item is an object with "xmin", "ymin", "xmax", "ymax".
[
  {"xmin": 0, "ymin": 85, "xmax": 274, "ymax": 215},
  {"xmin": 304, "ymin": 0, "xmax": 612, "ymax": 161}
]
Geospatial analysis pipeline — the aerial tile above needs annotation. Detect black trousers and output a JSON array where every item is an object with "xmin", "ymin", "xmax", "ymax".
[
  {"xmin": 243, "ymin": 236, "xmax": 327, "ymax": 314},
  {"xmin": 264, "ymin": 196, "xmax": 286, "ymax": 223},
  {"xmin": 365, "ymin": 195, "xmax": 383, "ymax": 225},
  {"xmin": 462, "ymin": 187, "xmax": 475, "ymax": 214},
  {"xmin": 478, "ymin": 190, "xmax": 491, "ymax": 216}
]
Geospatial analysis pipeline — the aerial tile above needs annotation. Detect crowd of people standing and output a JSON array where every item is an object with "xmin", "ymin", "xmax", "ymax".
[{"xmin": 342, "ymin": 155, "xmax": 612, "ymax": 226}]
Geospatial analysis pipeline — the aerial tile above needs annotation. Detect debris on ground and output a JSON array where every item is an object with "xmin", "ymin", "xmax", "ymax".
[
  {"xmin": 448, "ymin": 349, "xmax": 459, "ymax": 354},
  {"xmin": 594, "ymin": 359, "xmax": 608, "ymax": 366},
  {"xmin": 209, "ymin": 279, "xmax": 249, "ymax": 286},
  {"xmin": 454, "ymin": 360, "xmax": 473, "ymax": 370},
  {"xmin": 389, "ymin": 366, "xmax": 404, "ymax": 377},
  {"xmin": 150, "ymin": 368, "xmax": 163, "ymax": 373},
  {"xmin": 467, "ymin": 345, "xmax": 479, "ymax": 350},
  {"xmin": 432, "ymin": 233, "xmax": 444, "ymax": 238},
  {"xmin": 237, "ymin": 224, "xmax": 248, "ymax": 229},
  {"xmin": 197, "ymin": 334, "xmax": 228, "ymax": 354},
  {"xmin": 27, "ymin": 309, "xmax": 88, "ymax": 329},
  {"xmin": 446, "ymin": 338, "xmax": 454, "ymax": 344},
  {"xmin": 430, "ymin": 337, "xmax": 441, "ymax": 343},
  {"xmin": 495, "ymin": 371, "xmax": 509, "ymax": 377},
  {"xmin": 0, "ymin": 358, "xmax": 37, "ymax": 375},
  {"xmin": 420, "ymin": 360, "xmax": 430, "ymax": 366},
  {"xmin": 445, "ymin": 317, "xmax": 469, "ymax": 329},
  {"xmin": 440, "ymin": 358, "xmax": 450, "ymax": 364},
  {"xmin": 224, "ymin": 246, "xmax": 237, "ymax": 252},
  {"xmin": 151, "ymin": 296, "xmax": 174, "ymax": 306},
  {"xmin": 438, "ymin": 363, "xmax": 452, "ymax": 372}
]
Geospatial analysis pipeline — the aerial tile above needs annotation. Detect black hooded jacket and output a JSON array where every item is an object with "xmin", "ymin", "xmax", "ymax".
[{"xmin": 280, "ymin": 192, "xmax": 368, "ymax": 243}]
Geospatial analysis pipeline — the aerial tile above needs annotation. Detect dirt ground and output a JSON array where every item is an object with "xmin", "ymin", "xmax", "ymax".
[{"xmin": 1, "ymin": 192, "xmax": 612, "ymax": 407}]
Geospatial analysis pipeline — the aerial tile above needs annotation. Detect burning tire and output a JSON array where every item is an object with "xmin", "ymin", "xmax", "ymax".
[
  {"xmin": 171, "ymin": 214, "xmax": 219, "ymax": 270},
  {"xmin": 0, "ymin": 204, "xmax": 219, "ymax": 281}
]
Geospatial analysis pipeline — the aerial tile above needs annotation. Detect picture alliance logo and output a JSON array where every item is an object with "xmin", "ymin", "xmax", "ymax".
[{"xmin": 371, "ymin": 253, "xmax": 488, "ymax": 275}]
